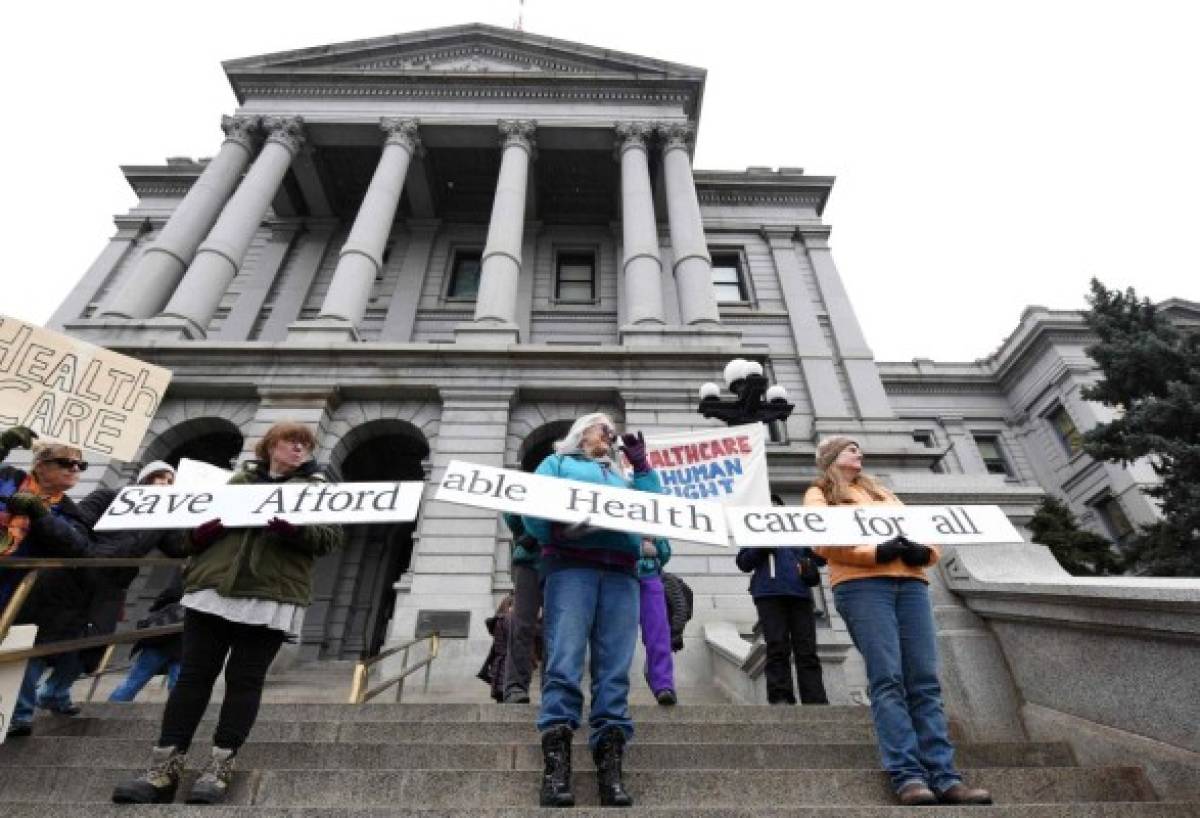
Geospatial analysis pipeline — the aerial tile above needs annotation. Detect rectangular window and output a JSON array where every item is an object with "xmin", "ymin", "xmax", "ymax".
[
  {"xmin": 446, "ymin": 250, "xmax": 482, "ymax": 300},
  {"xmin": 710, "ymin": 251, "xmax": 748, "ymax": 304},
  {"xmin": 1092, "ymin": 494, "xmax": 1135, "ymax": 544},
  {"xmin": 912, "ymin": 431, "xmax": 936, "ymax": 448},
  {"xmin": 555, "ymin": 252, "xmax": 596, "ymax": 303},
  {"xmin": 1049, "ymin": 404, "xmax": 1083, "ymax": 456},
  {"xmin": 972, "ymin": 434, "xmax": 1014, "ymax": 477}
]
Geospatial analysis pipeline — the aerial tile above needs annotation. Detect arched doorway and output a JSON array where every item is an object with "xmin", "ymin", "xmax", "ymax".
[
  {"xmin": 308, "ymin": 420, "xmax": 429, "ymax": 660},
  {"xmin": 519, "ymin": 420, "xmax": 573, "ymax": 473},
  {"xmin": 143, "ymin": 417, "xmax": 244, "ymax": 472}
]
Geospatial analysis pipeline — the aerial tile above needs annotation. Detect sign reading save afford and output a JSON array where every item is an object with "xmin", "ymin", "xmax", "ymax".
[
  {"xmin": 93, "ymin": 480, "xmax": 424, "ymax": 530},
  {"xmin": 435, "ymin": 460, "xmax": 1023, "ymax": 547},
  {"xmin": 0, "ymin": 316, "xmax": 171, "ymax": 461}
]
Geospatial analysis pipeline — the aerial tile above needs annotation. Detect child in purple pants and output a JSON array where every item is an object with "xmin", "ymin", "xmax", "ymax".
[{"xmin": 638, "ymin": 537, "xmax": 676, "ymax": 705}]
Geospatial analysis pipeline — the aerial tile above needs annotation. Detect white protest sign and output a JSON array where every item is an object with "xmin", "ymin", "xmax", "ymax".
[
  {"xmin": 726, "ymin": 503, "xmax": 1023, "ymax": 547},
  {"xmin": 645, "ymin": 423, "xmax": 770, "ymax": 506},
  {"xmin": 0, "ymin": 315, "xmax": 172, "ymax": 462},
  {"xmin": 174, "ymin": 457, "xmax": 234, "ymax": 488},
  {"xmin": 93, "ymin": 481, "xmax": 424, "ymax": 530},
  {"xmin": 0, "ymin": 624, "xmax": 37, "ymax": 745},
  {"xmin": 435, "ymin": 460, "xmax": 729, "ymax": 546}
]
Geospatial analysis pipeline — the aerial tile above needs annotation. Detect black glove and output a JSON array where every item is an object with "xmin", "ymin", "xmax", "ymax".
[
  {"xmin": 0, "ymin": 426, "xmax": 37, "ymax": 451},
  {"xmin": 875, "ymin": 535, "xmax": 907, "ymax": 564},
  {"xmin": 798, "ymin": 557, "xmax": 822, "ymax": 587},
  {"xmin": 266, "ymin": 516, "xmax": 302, "ymax": 540},
  {"xmin": 901, "ymin": 542, "xmax": 934, "ymax": 567},
  {"xmin": 190, "ymin": 518, "xmax": 226, "ymax": 552},
  {"xmin": 4, "ymin": 492, "xmax": 47, "ymax": 520},
  {"xmin": 620, "ymin": 431, "xmax": 649, "ymax": 473}
]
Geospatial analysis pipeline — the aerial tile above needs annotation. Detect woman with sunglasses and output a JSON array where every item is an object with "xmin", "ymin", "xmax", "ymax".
[
  {"xmin": 522, "ymin": 412, "xmax": 662, "ymax": 808},
  {"xmin": 1, "ymin": 428, "xmax": 95, "ymax": 739}
]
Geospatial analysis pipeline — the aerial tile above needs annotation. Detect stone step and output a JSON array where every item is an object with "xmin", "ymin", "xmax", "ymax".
[
  {"xmin": 0, "ymin": 736, "xmax": 1075, "ymax": 771},
  {"xmin": 0, "ymin": 766, "xmax": 1156, "ymax": 807},
  {"xmin": 2, "ymin": 804, "xmax": 1197, "ymax": 818},
  {"xmin": 38, "ymin": 717, "xmax": 881, "ymax": 744},
  {"xmin": 74, "ymin": 702, "xmax": 875, "ymax": 724}
]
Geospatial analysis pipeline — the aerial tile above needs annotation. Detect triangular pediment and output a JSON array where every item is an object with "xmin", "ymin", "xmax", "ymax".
[{"xmin": 224, "ymin": 23, "xmax": 705, "ymax": 80}]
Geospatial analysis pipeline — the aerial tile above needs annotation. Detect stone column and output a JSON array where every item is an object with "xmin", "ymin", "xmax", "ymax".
[
  {"xmin": 657, "ymin": 123, "xmax": 721, "ymax": 327},
  {"xmin": 50, "ymin": 216, "xmax": 149, "ymax": 330},
  {"xmin": 616, "ymin": 122, "xmax": 666, "ymax": 329},
  {"xmin": 457, "ymin": 120, "xmax": 535, "ymax": 344},
  {"xmin": 100, "ymin": 115, "xmax": 260, "ymax": 319},
  {"xmin": 315, "ymin": 118, "xmax": 421, "ymax": 335},
  {"xmin": 160, "ymin": 116, "xmax": 304, "ymax": 337}
]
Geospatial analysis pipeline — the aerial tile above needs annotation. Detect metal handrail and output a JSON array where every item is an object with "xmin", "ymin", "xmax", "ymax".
[
  {"xmin": 348, "ymin": 632, "xmax": 440, "ymax": 704},
  {"xmin": 0, "ymin": 624, "xmax": 183, "ymax": 665}
]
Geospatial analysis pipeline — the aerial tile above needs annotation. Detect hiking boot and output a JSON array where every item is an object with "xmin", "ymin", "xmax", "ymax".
[
  {"xmin": 539, "ymin": 725, "xmax": 575, "ymax": 807},
  {"xmin": 937, "ymin": 782, "xmax": 993, "ymax": 805},
  {"xmin": 592, "ymin": 726, "xmax": 633, "ymax": 807},
  {"xmin": 503, "ymin": 689, "xmax": 531, "ymax": 704},
  {"xmin": 112, "ymin": 745, "xmax": 185, "ymax": 804},
  {"xmin": 5, "ymin": 723, "xmax": 32, "ymax": 739},
  {"xmin": 655, "ymin": 689, "xmax": 677, "ymax": 706},
  {"xmin": 186, "ymin": 746, "xmax": 237, "ymax": 804},
  {"xmin": 896, "ymin": 781, "xmax": 938, "ymax": 806}
]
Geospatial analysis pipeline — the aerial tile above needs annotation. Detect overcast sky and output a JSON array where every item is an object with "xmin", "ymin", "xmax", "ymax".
[{"xmin": 3, "ymin": 0, "xmax": 1196, "ymax": 362}]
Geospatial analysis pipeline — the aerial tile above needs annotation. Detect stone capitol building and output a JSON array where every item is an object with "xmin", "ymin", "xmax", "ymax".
[{"xmin": 39, "ymin": 26, "xmax": 1199, "ymax": 786}]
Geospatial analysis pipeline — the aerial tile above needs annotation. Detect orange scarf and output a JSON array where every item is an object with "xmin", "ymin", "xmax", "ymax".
[{"xmin": 0, "ymin": 474, "xmax": 61, "ymax": 557}]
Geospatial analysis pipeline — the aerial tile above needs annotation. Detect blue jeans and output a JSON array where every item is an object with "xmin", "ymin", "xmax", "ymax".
[
  {"xmin": 12, "ymin": 655, "xmax": 81, "ymax": 727},
  {"xmin": 109, "ymin": 647, "xmax": 181, "ymax": 702},
  {"xmin": 537, "ymin": 566, "xmax": 639, "ymax": 750},
  {"xmin": 833, "ymin": 578, "xmax": 961, "ymax": 793}
]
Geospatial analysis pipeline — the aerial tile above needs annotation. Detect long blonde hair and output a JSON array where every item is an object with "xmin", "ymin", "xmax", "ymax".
[{"xmin": 811, "ymin": 464, "xmax": 893, "ymax": 505}]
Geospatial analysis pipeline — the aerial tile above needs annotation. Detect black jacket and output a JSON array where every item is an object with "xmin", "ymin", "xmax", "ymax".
[
  {"xmin": 735, "ymin": 547, "xmax": 825, "ymax": 599},
  {"xmin": 661, "ymin": 572, "xmax": 693, "ymax": 652}
]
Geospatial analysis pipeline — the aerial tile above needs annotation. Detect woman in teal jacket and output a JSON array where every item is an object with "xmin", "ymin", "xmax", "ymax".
[{"xmin": 523, "ymin": 412, "xmax": 662, "ymax": 808}]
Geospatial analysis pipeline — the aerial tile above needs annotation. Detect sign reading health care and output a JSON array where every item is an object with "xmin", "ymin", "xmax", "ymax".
[
  {"xmin": 645, "ymin": 423, "xmax": 770, "ymax": 506},
  {"xmin": 0, "ymin": 315, "xmax": 172, "ymax": 461}
]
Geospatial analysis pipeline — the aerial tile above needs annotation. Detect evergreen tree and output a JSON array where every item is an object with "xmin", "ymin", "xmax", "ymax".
[
  {"xmin": 1080, "ymin": 279, "xmax": 1200, "ymax": 576},
  {"xmin": 1028, "ymin": 497, "xmax": 1123, "ymax": 576}
]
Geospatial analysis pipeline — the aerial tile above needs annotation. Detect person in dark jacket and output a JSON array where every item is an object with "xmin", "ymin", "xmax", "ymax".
[
  {"xmin": 1, "ymin": 430, "xmax": 95, "ymax": 738},
  {"xmin": 501, "ymin": 513, "xmax": 541, "ymax": 703},
  {"xmin": 735, "ymin": 494, "xmax": 829, "ymax": 706},
  {"xmin": 483, "ymin": 594, "xmax": 515, "ymax": 702},
  {"xmin": 36, "ymin": 460, "xmax": 187, "ymax": 715},
  {"xmin": 112, "ymin": 421, "xmax": 344, "ymax": 806},
  {"xmin": 109, "ymin": 570, "xmax": 186, "ymax": 701}
]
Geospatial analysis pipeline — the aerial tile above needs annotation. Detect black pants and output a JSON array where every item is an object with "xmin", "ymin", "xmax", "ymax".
[
  {"xmin": 503, "ymin": 562, "xmax": 542, "ymax": 698},
  {"xmin": 755, "ymin": 595, "xmax": 829, "ymax": 704},
  {"xmin": 158, "ymin": 609, "xmax": 286, "ymax": 752}
]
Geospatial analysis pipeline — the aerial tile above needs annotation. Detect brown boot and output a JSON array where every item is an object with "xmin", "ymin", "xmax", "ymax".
[
  {"xmin": 937, "ymin": 782, "xmax": 993, "ymax": 805},
  {"xmin": 896, "ymin": 782, "xmax": 938, "ymax": 806}
]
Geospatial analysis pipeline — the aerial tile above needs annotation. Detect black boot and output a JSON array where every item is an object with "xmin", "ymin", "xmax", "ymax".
[
  {"xmin": 539, "ymin": 724, "xmax": 575, "ymax": 807},
  {"xmin": 592, "ymin": 726, "xmax": 633, "ymax": 807}
]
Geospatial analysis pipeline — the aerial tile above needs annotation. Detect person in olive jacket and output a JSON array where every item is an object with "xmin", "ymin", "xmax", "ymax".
[
  {"xmin": 735, "ymin": 494, "xmax": 829, "ymax": 706},
  {"xmin": 113, "ymin": 422, "xmax": 344, "ymax": 807}
]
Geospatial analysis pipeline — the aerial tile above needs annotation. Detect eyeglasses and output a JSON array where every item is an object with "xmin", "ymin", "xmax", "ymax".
[{"xmin": 47, "ymin": 458, "xmax": 89, "ymax": 471}]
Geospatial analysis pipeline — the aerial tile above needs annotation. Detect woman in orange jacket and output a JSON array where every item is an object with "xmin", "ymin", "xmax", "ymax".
[{"xmin": 805, "ymin": 436, "xmax": 991, "ymax": 808}]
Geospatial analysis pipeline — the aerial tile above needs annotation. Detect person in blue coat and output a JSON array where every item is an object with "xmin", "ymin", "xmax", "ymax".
[
  {"xmin": 735, "ymin": 494, "xmax": 829, "ymax": 705},
  {"xmin": 523, "ymin": 412, "xmax": 663, "ymax": 809}
]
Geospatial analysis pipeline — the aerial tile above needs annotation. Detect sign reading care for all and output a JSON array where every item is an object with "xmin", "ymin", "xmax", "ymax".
[{"xmin": 435, "ymin": 460, "xmax": 1024, "ymax": 547}]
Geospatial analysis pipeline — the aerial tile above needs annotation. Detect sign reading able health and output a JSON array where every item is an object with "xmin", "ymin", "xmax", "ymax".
[
  {"xmin": 727, "ymin": 503, "xmax": 1023, "ymax": 547},
  {"xmin": 0, "ymin": 316, "xmax": 172, "ymax": 461},
  {"xmin": 93, "ymin": 481, "xmax": 424, "ymax": 531},
  {"xmin": 435, "ymin": 460, "xmax": 731, "ymax": 546}
]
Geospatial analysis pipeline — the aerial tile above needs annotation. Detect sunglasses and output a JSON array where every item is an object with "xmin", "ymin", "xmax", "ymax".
[{"xmin": 47, "ymin": 458, "xmax": 89, "ymax": 471}]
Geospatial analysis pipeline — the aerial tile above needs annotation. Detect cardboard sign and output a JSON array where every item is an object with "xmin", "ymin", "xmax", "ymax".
[
  {"xmin": 0, "ymin": 624, "xmax": 37, "ymax": 745},
  {"xmin": 435, "ymin": 460, "xmax": 730, "ymax": 546},
  {"xmin": 0, "ymin": 316, "xmax": 172, "ymax": 461},
  {"xmin": 645, "ymin": 423, "xmax": 770, "ymax": 506},
  {"xmin": 93, "ymin": 481, "xmax": 424, "ymax": 530},
  {"xmin": 727, "ymin": 503, "xmax": 1023, "ymax": 546}
]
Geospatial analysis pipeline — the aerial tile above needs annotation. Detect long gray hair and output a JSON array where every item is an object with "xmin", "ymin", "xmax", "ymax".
[{"xmin": 553, "ymin": 412, "xmax": 614, "ymax": 456}]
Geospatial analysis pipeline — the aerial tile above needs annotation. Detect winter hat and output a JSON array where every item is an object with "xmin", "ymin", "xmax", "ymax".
[
  {"xmin": 814, "ymin": 436, "xmax": 859, "ymax": 472},
  {"xmin": 137, "ymin": 460, "xmax": 176, "ymax": 484}
]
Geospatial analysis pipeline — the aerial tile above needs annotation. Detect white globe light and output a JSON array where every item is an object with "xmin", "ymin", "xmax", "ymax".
[
  {"xmin": 743, "ymin": 360, "xmax": 764, "ymax": 378},
  {"xmin": 723, "ymin": 358, "xmax": 750, "ymax": 388},
  {"xmin": 699, "ymin": 382, "xmax": 721, "ymax": 400},
  {"xmin": 766, "ymin": 384, "xmax": 789, "ymax": 403}
]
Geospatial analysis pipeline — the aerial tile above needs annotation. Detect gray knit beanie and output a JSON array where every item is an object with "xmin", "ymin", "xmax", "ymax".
[{"xmin": 814, "ymin": 436, "xmax": 859, "ymax": 472}]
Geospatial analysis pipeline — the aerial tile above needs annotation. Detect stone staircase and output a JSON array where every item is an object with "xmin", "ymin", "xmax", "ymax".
[{"xmin": 0, "ymin": 701, "xmax": 1195, "ymax": 816}]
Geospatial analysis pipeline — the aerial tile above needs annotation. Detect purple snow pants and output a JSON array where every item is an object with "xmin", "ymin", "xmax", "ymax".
[{"xmin": 639, "ymin": 575, "xmax": 675, "ymax": 694}]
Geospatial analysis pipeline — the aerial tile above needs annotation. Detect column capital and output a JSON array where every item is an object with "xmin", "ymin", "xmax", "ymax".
[
  {"xmin": 797, "ymin": 225, "xmax": 833, "ymax": 250},
  {"xmin": 262, "ymin": 115, "xmax": 306, "ymax": 156},
  {"xmin": 498, "ymin": 119, "xmax": 537, "ymax": 157},
  {"xmin": 614, "ymin": 121, "xmax": 654, "ymax": 155},
  {"xmin": 220, "ymin": 114, "xmax": 261, "ymax": 151},
  {"xmin": 381, "ymin": 117, "xmax": 423, "ymax": 154},
  {"xmin": 656, "ymin": 122, "xmax": 695, "ymax": 152}
]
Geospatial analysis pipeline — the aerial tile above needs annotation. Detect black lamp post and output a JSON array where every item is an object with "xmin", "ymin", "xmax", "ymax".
[{"xmin": 697, "ymin": 358, "xmax": 795, "ymax": 427}]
